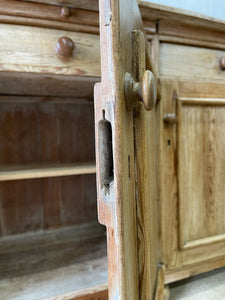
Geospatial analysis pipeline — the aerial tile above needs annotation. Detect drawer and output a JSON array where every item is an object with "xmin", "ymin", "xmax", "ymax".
[
  {"xmin": 160, "ymin": 43, "xmax": 225, "ymax": 82},
  {"xmin": 0, "ymin": 23, "xmax": 100, "ymax": 77},
  {"xmin": 20, "ymin": 0, "xmax": 99, "ymax": 11},
  {"xmin": 0, "ymin": 1, "xmax": 99, "ymax": 33}
]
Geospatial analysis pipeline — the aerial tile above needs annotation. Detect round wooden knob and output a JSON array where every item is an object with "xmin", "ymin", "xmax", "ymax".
[
  {"xmin": 60, "ymin": 7, "xmax": 71, "ymax": 18},
  {"xmin": 163, "ymin": 113, "xmax": 177, "ymax": 125},
  {"xmin": 219, "ymin": 57, "xmax": 225, "ymax": 70},
  {"xmin": 124, "ymin": 70, "xmax": 157, "ymax": 111},
  {"xmin": 142, "ymin": 70, "xmax": 157, "ymax": 111},
  {"xmin": 55, "ymin": 36, "xmax": 74, "ymax": 60}
]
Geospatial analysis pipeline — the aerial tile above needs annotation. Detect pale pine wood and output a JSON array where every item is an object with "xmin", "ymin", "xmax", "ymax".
[
  {"xmin": 139, "ymin": 1, "xmax": 225, "ymax": 31},
  {"xmin": 155, "ymin": 265, "xmax": 165, "ymax": 300},
  {"xmin": 132, "ymin": 30, "xmax": 160, "ymax": 299},
  {"xmin": 160, "ymin": 43, "xmax": 225, "ymax": 82},
  {"xmin": 177, "ymin": 97, "xmax": 225, "ymax": 250},
  {"xmin": 0, "ymin": 162, "xmax": 96, "ymax": 181},
  {"xmin": 159, "ymin": 35, "xmax": 225, "ymax": 51},
  {"xmin": 165, "ymin": 257, "xmax": 225, "ymax": 284},
  {"xmin": 94, "ymin": 0, "xmax": 158, "ymax": 298},
  {"xmin": 158, "ymin": 21, "xmax": 225, "ymax": 50},
  {"xmin": 0, "ymin": 24, "xmax": 100, "ymax": 77},
  {"xmin": 48, "ymin": 284, "xmax": 108, "ymax": 300},
  {"xmin": 159, "ymin": 79, "xmax": 225, "ymax": 277},
  {"xmin": 0, "ymin": 1, "xmax": 99, "ymax": 27},
  {"xmin": 20, "ymin": 0, "xmax": 99, "ymax": 11}
]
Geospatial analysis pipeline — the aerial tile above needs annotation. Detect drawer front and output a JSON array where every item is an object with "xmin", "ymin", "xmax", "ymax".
[
  {"xmin": 20, "ymin": 0, "xmax": 99, "ymax": 11},
  {"xmin": 0, "ymin": 24, "xmax": 100, "ymax": 77},
  {"xmin": 0, "ymin": 0, "xmax": 99, "ymax": 32},
  {"xmin": 160, "ymin": 43, "xmax": 225, "ymax": 82}
]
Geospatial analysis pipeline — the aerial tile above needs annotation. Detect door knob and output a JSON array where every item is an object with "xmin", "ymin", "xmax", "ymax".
[
  {"xmin": 163, "ymin": 113, "xmax": 177, "ymax": 125},
  {"xmin": 125, "ymin": 70, "xmax": 157, "ymax": 111}
]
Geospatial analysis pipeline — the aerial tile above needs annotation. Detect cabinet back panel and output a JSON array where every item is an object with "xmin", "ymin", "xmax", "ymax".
[
  {"xmin": 0, "ymin": 102, "xmax": 95, "ymax": 164},
  {"xmin": 0, "ymin": 99, "xmax": 97, "ymax": 236},
  {"xmin": 0, "ymin": 174, "xmax": 97, "ymax": 236}
]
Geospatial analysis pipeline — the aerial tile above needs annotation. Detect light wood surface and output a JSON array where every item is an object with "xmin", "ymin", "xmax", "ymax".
[
  {"xmin": 177, "ymin": 97, "xmax": 225, "ymax": 250},
  {"xmin": 1, "ymin": 0, "xmax": 99, "ymax": 33},
  {"xmin": 48, "ymin": 284, "xmax": 108, "ymax": 300},
  {"xmin": 1, "ymin": 1, "xmax": 98, "ymax": 26},
  {"xmin": 0, "ymin": 23, "xmax": 100, "ymax": 77},
  {"xmin": 139, "ymin": 1, "xmax": 225, "ymax": 31},
  {"xmin": 165, "ymin": 257, "xmax": 225, "ymax": 284},
  {"xmin": 94, "ymin": 0, "xmax": 154, "ymax": 298},
  {"xmin": 159, "ymin": 79, "xmax": 225, "ymax": 279},
  {"xmin": 21, "ymin": 0, "xmax": 99, "ymax": 11},
  {"xmin": 160, "ymin": 43, "xmax": 225, "ymax": 82},
  {"xmin": 0, "ymin": 162, "xmax": 96, "ymax": 181},
  {"xmin": 155, "ymin": 265, "xmax": 165, "ymax": 300},
  {"xmin": 132, "ymin": 28, "xmax": 161, "ymax": 300}
]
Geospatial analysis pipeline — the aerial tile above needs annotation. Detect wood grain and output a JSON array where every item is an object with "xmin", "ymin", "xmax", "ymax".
[
  {"xmin": 20, "ymin": 0, "xmax": 99, "ymax": 11},
  {"xmin": 0, "ymin": 24, "xmax": 100, "ymax": 77},
  {"xmin": 0, "ymin": 100, "xmax": 97, "ymax": 234},
  {"xmin": 0, "ymin": 223, "xmax": 107, "ymax": 299},
  {"xmin": 132, "ymin": 29, "xmax": 160, "ymax": 300},
  {"xmin": 0, "ymin": 73, "xmax": 99, "ymax": 98},
  {"xmin": 48, "ymin": 284, "xmax": 108, "ymax": 300},
  {"xmin": 95, "ymin": 0, "xmax": 149, "ymax": 298},
  {"xmin": 0, "ymin": 0, "xmax": 99, "ymax": 33},
  {"xmin": 165, "ymin": 257, "xmax": 225, "ymax": 284},
  {"xmin": 160, "ymin": 43, "xmax": 225, "ymax": 83},
  {"xmin": 0, "ymin": 1, "xmax": 99, "ymax": 26},
  {"xmin": 177, "ymin": 98, "xmax": 225, "ymax": 249},
  {"xmin": 0, "ymin": 179, "xmax": 44, "ymax": 235},
  {"xmin": 159, "ymin": 79, "xmax": 225, "ymax": 277}
]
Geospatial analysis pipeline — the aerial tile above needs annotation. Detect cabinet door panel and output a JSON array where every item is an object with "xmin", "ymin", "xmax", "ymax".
[
  {"xmin": 95, "ymin": 0, "xmax": 161, "ymax": 299},
  {"xmin": 160, "ymin": 79, "xmax": 225, "ymax": 282},
  {"xmin": 178, "ymin": 98, "xmax": 225, "ymax": 249}
]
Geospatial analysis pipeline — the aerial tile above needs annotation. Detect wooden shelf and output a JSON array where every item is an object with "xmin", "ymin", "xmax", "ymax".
[
  {"xmin": 0, "ymin": 222, "xmax": 108, "ymax": 300},
  {"xmin": 0, "ymin": 162, "xmax": 96, "ymax": 181}
]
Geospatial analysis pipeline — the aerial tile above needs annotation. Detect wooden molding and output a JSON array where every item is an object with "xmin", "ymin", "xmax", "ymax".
[
  {"xmin": 20, "ymin": 0, "xmax": 99, "ymax": 11},
  {"xmin": 165, "ymin": 257, "xmax": 225, "ymax": 284},
  {"xmin": 0, "ymin": 0, "xmax": 99, "ymax": 34},
  {"xmin": 1, "ymin": 1, "xmax": 225, "ymax": 47}
]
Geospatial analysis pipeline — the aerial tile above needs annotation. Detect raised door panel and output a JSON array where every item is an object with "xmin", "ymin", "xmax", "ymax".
[
  {"xmin": 178, "ymin": 98, "xmax": 225, "ymax": 249},
  {"xmin": 160, "ymin": 79, "xmax": 225, "ymax": 283}
]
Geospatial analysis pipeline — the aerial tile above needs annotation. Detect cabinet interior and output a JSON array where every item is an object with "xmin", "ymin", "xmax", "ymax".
[{"xmin": 0, "ymin": 75, "xmax": 107, "ymax": 299}]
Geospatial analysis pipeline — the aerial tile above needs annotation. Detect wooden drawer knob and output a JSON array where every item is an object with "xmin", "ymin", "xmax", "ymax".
[
  {"xmin": 219, "ymin": 57, "xmax": 225, "ymax": 70},
  {"xmin": 163, "ymin": 113, "xmax": 177, "ymax": 125},
  {"xmin": 60, "ymin": 7, "xmax": 71, "ymax": 18},
  {"xmin": 55, "ymin": 36, "xmax": 75, "ymax": 60}
]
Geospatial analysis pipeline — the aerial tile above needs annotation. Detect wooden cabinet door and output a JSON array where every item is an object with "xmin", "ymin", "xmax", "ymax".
[
  {"xmin": 160, "ymin": 79, "xmax": 225, "ymax": 283},
  {"xmin": 94, "ymin": 0, "xmax": 161, "ymax": 299}
]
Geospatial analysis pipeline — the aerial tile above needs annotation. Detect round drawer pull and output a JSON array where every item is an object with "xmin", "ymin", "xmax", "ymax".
[
  {"xmin": 55, "ymin": 36, "xmax": 75, "ymax": 60},
  {"xmin": 219, "ymin": 57, "xmax": 225, "ymax": 70},
  {"xmin": 163, "ymin": 113, "xmax": 177, "ymax": 125},
  {"xmin": 60, "ymin": 7, "xmax": 71, "ymax": 18}
]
